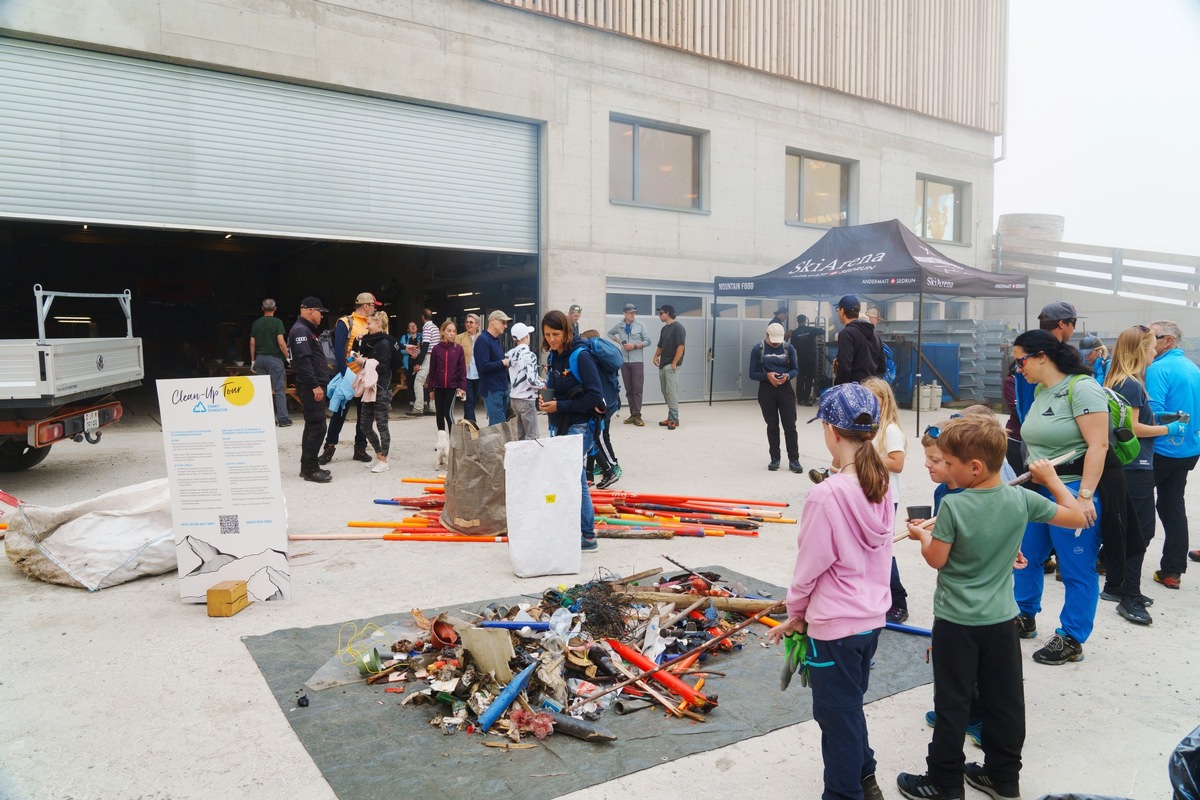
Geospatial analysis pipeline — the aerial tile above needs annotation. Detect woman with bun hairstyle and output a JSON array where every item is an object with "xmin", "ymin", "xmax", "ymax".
[
  {"xmin": 768, "ymin": 382, "xmax": 894, "ymax": 800},
  {"xmin": 1010, "ymin": 329, "xmax": 1108, "ymax": 665}
]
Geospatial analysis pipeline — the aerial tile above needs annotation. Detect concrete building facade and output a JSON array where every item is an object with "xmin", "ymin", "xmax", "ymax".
[{"xmin": 0, "ymin": 0, "xmax": 1007, "ymax": 400}]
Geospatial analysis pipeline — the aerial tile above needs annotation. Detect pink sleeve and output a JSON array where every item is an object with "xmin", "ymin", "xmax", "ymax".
[{"xmin": 785, "ymin": 495, "xmax": 837, "ymax": 620}]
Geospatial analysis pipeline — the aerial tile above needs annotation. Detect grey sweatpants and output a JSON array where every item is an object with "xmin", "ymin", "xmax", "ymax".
[{"xmin": 512, "ymin": 396, "xmax": 539, "ymax": 440}]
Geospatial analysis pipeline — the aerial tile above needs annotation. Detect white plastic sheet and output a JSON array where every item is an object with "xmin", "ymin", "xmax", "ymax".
[
  {"xmin": 503, "ymin": 436, "xmax": 583, "ymax": 578},
  {"xmin": 4, "ymin": 479, "xmax": 175, "ymax": 591}
]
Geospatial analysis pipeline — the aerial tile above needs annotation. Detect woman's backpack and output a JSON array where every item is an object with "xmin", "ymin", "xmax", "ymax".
[{"xmin": 1050, "ymin": 375, "xmax": 1141, "ymax": 465}]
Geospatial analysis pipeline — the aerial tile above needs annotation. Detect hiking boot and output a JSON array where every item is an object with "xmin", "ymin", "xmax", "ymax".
[
  {"xmin": 597, "ymin": 470, "xmax": 621, "ymax": 490},
  {"xmin": 768, "ymin": 460, "xmax": 780, "ymax": 471},
  {"xmin": 1014, "ymin": 613, "xmax": 1037, "ymax": 639},
  {"xmin": 1042, "ymin": 557, "xmax": 1056, "ymax": 574},
  {"xmin": 1154, "ymin": 570, "xmax": 1181, "ymax": 589},
  {"xmin": 1116, "ymin": 595, "xmax": 1152, "ymax": 625},
  {"xmin": 861, "ymin": 773, "xmax": 885, "ymax": 800},
  {"xmin": 352, "ymin": 447, "xmax": 372, "ymax": 463},
  {"xmin": 623, "ymin": 415, "xmax": 635, "ymax": 424},
  {"xmin": 1032, "ymin": 630, "xmax": 1084, "ymax": 665},
  {"xmin": 632, "ymin": 415, "xmax": 645, "ymax": 427},
  {"xmin": 1101, "ymin": 589, "xmax": 1154, "ymax": 606},
  {"xmin": 964, "ymin": 762, "xmax": 1020, "ymax": 800},
  {"xmin": 897, "ymin": 772, "xmax": 964, "ymax": 800},
  {"xmin": 789, "ymin": 460, "xmax": 803, "ymax": 473},
  {"xmin": 317, "ymin": 444, "xmax": 336, "ymax": 465},
  {"xmin": 886, "ymin": 605, "xmax": 909, "ymax": 624},
  {"xmin": 300, "ymin": 468, "xmax": 332, "ymax": 483}
]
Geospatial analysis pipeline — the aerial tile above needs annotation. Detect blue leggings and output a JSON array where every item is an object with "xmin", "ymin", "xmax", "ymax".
[{"xmin": 1012, "ymin": 481, "xmax": 1101, "ymax": 643}]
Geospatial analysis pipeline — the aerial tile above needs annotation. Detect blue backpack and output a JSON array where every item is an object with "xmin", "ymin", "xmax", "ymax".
[
  {"xmin": 881, "ymin": 341, "xmax": 897, "ymax": 384},
  {"xmin": 567, "ymin": 338, "xmax": 623, "ymax": 414}
]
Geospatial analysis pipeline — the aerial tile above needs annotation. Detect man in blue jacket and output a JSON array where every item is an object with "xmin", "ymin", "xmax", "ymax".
[
  {"xmin": 1146, "ymin": 319, "xmax": 1200, "ymax": 587},
  {"xmin": 288, "ymin": 297, "xmax": 333, "ymax": 483},
  {"xmin": 474, "ymin": 309, "xmax": 513, "ymax": 426}
]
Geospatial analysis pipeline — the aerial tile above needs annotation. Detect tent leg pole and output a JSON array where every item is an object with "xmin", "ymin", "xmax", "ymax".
[
  {"xmin": 708, "ymin": 301, "xmax": 718, "ymax": 406},
  {"xmin": 915, "ymin": 289, "xmax": 924, "ymax": 436}
]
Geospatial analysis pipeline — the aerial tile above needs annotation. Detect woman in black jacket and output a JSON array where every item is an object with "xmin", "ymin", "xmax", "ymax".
[
  {"xmin": 354, "ymin": 312, "xmax": 396, "ymax": 474},
  {"xmin": 750, "ymin": 322, "xmax": 801, "ymax": 472},
  {"xmin": 538, "ymin": 309, "xmax": 604, "ymax": 552}
]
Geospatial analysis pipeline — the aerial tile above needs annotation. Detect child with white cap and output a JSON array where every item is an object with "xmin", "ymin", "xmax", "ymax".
[{"xmin": 506, "ymin": 322, "xmax": 544, "ymax": 440}]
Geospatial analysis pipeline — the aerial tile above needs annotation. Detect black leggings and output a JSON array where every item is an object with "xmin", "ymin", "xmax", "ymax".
[{"xmin": 433, "ymin": 387, "xmax": 457, "ymax": 431}]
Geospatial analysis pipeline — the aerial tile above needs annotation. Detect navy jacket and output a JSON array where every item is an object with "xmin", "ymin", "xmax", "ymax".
[
  {"xmin": 474, "ymin": 330, "xmax": 508, "ymax": 395},
  {"xmin": 546, "ymin": 341, "xmax": 604, "ymax": 433},
  {"xmin": 288, "ymin": 317, "xmax": 330, "ymax": 388}
]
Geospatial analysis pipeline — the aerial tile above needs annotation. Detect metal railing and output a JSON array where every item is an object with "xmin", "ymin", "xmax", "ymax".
[{"xmin": 34, "ymin": 284, "xmax": 134, "ymax": 344}]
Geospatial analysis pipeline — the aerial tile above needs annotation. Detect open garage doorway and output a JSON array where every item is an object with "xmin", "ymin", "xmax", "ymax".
[{"xmin": 0, "ymin": 220, "xmax": 540, "ymax": 381}]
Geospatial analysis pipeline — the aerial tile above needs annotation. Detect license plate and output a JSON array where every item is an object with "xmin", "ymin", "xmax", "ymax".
[{"xmin": 84, "ymin": 410, "xmax": 100, "ymax": 432}]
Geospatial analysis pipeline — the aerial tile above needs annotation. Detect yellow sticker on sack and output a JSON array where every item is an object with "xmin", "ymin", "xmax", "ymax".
[{"xmin": 545, "ymin": 495, "xmax": 556, "ymax": 503}]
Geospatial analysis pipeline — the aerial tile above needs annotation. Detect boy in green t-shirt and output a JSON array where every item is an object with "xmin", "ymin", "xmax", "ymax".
[{"xmin": 897, "ymin": 417, "xmax": 1085, "ymax": 800}]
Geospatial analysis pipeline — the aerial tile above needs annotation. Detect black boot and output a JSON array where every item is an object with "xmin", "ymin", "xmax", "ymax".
[
  {"xmin": 317, "ymin": 443, "xmax": 336, "ymax": 465},
  {"xmin": 352, "ymin": 446, "xmax": 371, "ymax": 463},
  {"xmin": 300, "ymin": 466, "xmax": 332, "ymax": 483}
]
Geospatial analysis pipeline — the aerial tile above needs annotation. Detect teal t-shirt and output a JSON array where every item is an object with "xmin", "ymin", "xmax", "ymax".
[
  {"xmin": 932, "ymin": 484, "xmax": 1058, "ymax": 626},
  {"xmin": 1022, "ymin": 374, "xmax": 1108, "ymax": 480}
]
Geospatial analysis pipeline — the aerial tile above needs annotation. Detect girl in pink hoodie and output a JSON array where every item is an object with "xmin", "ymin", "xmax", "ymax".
[{"xmin": 769, "ymin": 382, "xmax": 895, "ymax": 800}]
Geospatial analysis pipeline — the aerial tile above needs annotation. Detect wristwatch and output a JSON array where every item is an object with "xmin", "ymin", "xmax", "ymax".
[{"xmin": 1077, "ymin": 488, "xmax": 1094, "ymax": 500}]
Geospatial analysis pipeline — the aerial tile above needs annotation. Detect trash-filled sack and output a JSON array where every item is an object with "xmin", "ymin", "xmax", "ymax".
[
  {"xmin": 440, "ymin": 417, "xmax": 521, "ymax": 535},
  {"xmin": 1172, "ymin": 724, "xmax": 1200, "ymax": 800},
  {"xmin": 4, "ymin": 479, "xmax": 175, "ymax": 590},
  {"xmin": 504, "ymin": 436, "xmax": 583, "ymax": 577}
]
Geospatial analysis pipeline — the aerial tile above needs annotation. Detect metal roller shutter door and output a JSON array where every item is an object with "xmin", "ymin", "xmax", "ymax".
[{"xmin": 0, "ymin": 37, "xmax": 538, "ymax": 254}]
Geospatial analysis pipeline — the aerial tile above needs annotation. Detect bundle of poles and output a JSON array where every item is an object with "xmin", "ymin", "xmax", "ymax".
[{"xmin": 287, "ymin": 478, "xmax": 795, "ymax": 543}]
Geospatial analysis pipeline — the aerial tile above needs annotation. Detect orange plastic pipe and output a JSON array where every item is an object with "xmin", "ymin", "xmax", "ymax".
[
  {"xmin": 402, "ymin": 477, "xmax": 445, "ymax": 484},
  {"xmin": 606, "ymin": 639, "xmax": 714, "ymax": 709}
]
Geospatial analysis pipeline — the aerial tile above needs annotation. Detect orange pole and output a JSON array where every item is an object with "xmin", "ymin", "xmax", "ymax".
[{"xmin": 402, "ymin": 477, "xmax": 445, "ymax": 484}]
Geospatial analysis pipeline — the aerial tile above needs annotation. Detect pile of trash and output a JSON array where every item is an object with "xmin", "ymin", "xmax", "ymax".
[{"xmin": 332, "ymin": 563, "xmax": 782, "ymax": 746}]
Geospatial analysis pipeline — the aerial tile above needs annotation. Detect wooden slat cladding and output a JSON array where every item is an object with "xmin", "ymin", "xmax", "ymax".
[{"xmin": 485, "ymin": 0, "xmax": 1006, "ymax": 133}]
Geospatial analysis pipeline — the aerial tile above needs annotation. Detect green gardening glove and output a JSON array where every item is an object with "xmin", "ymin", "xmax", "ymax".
[{"xmin": 780, "ymin": 631, "xmax": 810, "ymax": 691}]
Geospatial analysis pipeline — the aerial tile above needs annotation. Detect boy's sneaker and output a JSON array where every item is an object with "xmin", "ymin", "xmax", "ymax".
[
  {"xmin": 1014, "ymin": 613, "xmax": 1037, "ymax": 639},
  {"xmin": 861, "ymin": 773, "xmax": 886, "ymax": 800},
  {"xmin": 964, "ymin": 762, "xmax": 1020, "ymax": 800},
  {"xmin": 1032, "ymin": 630, "xmax": 1084, "ymax": 665},
  {"xmin": 923, "ymin": 711, "xmax": 982, "ymax": 747},
  {"xmin": 596, "ymin": 470, "xmax": 621, "ymax": 490},
  {"xmin": 581, "ymin": 537, "xmax": 598, "ymax": 552},
  {"xmin": 897, "ymin": 772, "xmax": 964, "ymax": 800},
  {"xmin": 886, "ymin": 605, "xmax": 909, "ymax": 624},
  {"xmin": 1116, "ymin": 595, "xmax": 1152, "ymax": 625},
  {"xmin": 768, "ymin": 460, "xmax": 780, "ymax": 471}
]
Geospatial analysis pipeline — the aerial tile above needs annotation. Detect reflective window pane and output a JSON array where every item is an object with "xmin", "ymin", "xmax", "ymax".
[
  {"xmin": 913, "ymin": 178, "xmax": 926, "ymax": 233},
  {"xmin": 606, "ymin": 293, "xmax": 652, "ymax": 315},
  {"xmin": 655, "ymin": 294, "xmax": 703, "ymax": 317},
  {"xmin": 915, "ymin": 177, "xmax": 962, "ymax": 241},
  {"xmin": 787, "ymin": 154, "xmax": 848, "ymax": 226},
  {"xmin": 637, "ymin": 127, "xmax": 699, "ymax": 209},
  {"xmin": 609, "ymin": 120, "xmax": 634, "ymax": 202},
  {"xmin": 785, "ymin": 155, "xmax": 801, "ymax": 221}
]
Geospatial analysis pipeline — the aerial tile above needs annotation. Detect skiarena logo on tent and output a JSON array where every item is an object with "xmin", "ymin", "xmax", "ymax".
[{"xmin": 786, "ymin": 251, "xmax": 886, "ymax": 277}]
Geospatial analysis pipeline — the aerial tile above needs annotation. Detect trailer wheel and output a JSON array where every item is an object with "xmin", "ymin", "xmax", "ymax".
[{"xmin": 0, "ymin": 441, "xmax": 52, "ymax": 472}]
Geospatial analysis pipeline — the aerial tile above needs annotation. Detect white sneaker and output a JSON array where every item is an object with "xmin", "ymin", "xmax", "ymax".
[{"xmin": 370, "ymin": 460, "xmax": 390, "ymax": 474}]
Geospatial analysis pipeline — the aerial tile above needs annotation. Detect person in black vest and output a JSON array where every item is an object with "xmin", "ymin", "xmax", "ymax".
[
  {"xmin": 833, "ymin": 295, "xmax": 885, "ymax": 385},
  {"xmin": 750, "ymin": 323, "xmax": 802, "ymax": 473},
  {"xmin": 792, "ymin": 314, "xmax": 823, "ymax": 405},
  {"xmin": 288, "ymin": 297, "xmax": 332, "ymax": 483}
]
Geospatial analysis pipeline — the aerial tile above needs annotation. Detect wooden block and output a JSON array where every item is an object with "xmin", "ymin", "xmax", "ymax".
[
  {"xmin": 207, "ymin": 593, "xmax": 251, "ymax": 617},
  {"xmin": 207, "ymin": 580, "xmax": 249, "ymax": 616}
]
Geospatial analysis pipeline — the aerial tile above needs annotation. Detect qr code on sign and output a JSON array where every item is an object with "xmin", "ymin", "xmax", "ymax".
[{"xmin": 218, "ymin": 514, "xmax": 240, "ymax": 535}]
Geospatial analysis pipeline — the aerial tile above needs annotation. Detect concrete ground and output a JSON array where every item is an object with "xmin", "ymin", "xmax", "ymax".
[{"xmin": 1, "ymin": 391, "xmax": 1196, "ymax": 799}]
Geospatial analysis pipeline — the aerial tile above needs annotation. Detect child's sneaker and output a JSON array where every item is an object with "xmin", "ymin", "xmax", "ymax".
[
  {"xmin": 581, "ymin": 536, "xmax": 599, "ymax": 552},
  {"xmin": 1032, "ymin": 630, "xmax": 1084, "ymax": 665},
  {"xmin": 861, "ymin": 773, "xmax": 885, "ymax": 800},
  {"xmin": 1014, "ymin": 613, "xmax": 1037, "ymax": 639},
  {"xmin": 964, "ymin": 762, "xmax": 1021, "ymax": 799},
  {"xmin": 897, "ymin": 772, "xmax": 963, "ymax": 799}
]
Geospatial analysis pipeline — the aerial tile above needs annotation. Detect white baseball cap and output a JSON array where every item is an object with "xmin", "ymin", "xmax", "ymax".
[{"xmin": 510, "ymin": 322, "xmax": 534, "ymax": 340}]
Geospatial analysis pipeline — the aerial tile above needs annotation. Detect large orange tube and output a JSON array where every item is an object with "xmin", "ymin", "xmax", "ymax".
[{"xmin": 606, "ymin": 639, "xmax": 714, "ymax": 710}]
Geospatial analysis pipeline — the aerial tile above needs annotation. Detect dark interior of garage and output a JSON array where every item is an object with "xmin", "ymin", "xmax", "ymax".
[{"xmin": 0, "ymin": 221, "xmax": 539, "ymax": 380}]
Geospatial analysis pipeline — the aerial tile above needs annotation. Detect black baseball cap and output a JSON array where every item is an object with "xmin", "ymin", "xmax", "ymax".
[
  {"xmin": 300, "ymin": 296, "xmax": 329, "ymax": 312},
  {"xmin": 836, "ymin": 294, "xmax": 861, "ymax": 312},
  {"xmin": 1037, "ymin": 300, "xmax": 1084, "ymax": 322}
]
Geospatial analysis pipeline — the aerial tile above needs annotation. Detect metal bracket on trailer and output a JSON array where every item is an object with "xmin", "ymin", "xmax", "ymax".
[{"xmin": 34, "ymin": 283, "xmax": 134, "ymax": 344}]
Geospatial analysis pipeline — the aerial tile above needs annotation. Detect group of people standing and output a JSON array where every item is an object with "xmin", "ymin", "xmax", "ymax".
[{"xmin": 769, "ymin": 295, "xmax": 1199, "ymax": 800}]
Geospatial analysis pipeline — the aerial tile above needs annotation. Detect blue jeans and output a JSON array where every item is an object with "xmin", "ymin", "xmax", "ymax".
[
  {"xmin": 483, "ymin": 388, "xmax": 510, "ymax": 426},
  {"xmin": 1013, "ymin": 481, "xmax": 1102, "ymax": 643},
  {"xmin": 807, "ymin": 629, "xmax": 881, "ymax": 800},
  {"xmin": 562, "ymin": 421, "xmax": 596, "ymax": 545},
  {"xmin": 253, "ymin": 354, "xmax": 288, "ymax": 423}
]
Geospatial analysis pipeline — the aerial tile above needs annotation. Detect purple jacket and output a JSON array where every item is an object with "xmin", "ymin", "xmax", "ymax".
[{"xmin": 429, "ymin": 342, "xmax": 466, "ymax": 390}]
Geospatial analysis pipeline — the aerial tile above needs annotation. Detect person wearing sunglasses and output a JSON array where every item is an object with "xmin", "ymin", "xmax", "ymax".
[
  {"xmin": 1008, "ymin": 329, "xmax": 1107, "ymax": 666},
  {"xmin": 1145, "ymin": 320, "xmax": 1200, "ymax": 587}
]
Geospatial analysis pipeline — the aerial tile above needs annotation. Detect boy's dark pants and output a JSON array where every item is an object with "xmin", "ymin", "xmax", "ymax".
[
  {"xmin": 808, "ymin": 629, "xmax": 881, "ymax": 800},
  {"xmin": 929, "ymin": 618, "xmax": 1025, "ymax": 790}
]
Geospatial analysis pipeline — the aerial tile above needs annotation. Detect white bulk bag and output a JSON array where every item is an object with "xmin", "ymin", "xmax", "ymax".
[{"xmin": 503, "ymin": 436, "xmax": 583, "ymax": 578}]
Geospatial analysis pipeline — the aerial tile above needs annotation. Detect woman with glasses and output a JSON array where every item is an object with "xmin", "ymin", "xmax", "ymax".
[{"xmin": 1009, "ymin": 329, "xmax": 1108, "ymax": 665}]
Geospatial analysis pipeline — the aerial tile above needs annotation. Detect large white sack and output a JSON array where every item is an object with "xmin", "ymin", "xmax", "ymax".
[
  {"xmin": 503, "ymin": 436, "xmax": 583, "ymax": 578},
  {"xmin": 4, "ymin": 479, "xmax": 175, "ymax": 591}
]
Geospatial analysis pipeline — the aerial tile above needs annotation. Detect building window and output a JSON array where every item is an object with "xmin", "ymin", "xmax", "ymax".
[
  {"xmin": 914, "ymin": 176, "xmax": 965, "ymax": 242},
  {"xmin": 785, "ymin": 153, "xmax": 850, "ymax": 226},
  {"xmin": 610, "ymin": 117, "xmax": 702, "ymax": 210}
]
